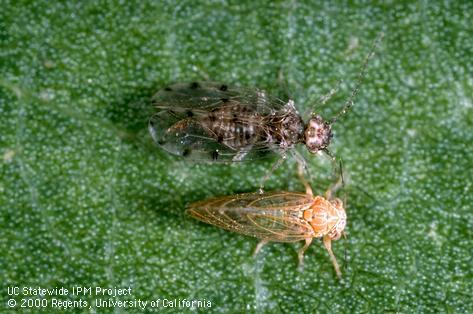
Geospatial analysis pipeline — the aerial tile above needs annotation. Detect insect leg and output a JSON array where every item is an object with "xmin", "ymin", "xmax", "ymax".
[
  {"xmin": 318, "ymin": 80, "xmax": 342, "ymax": 106},
  {"xmin": 324, "ymin": 160, "xmax": 344, "ymax": 200},
  {"xmin": 277, "ymin": 67, "xmax": 295, "ymax": 100},
  {"xmin": 258, "ymin": 154, "xmax": 287, "ymax": 194},
  {"xmin": 323, "ymin": 235, "xmax": 342, "ymax": 279},
  {"xmin": 253, "ymin": 239, "xmax": 269, "ymax": 256},
  {"xmin": 293, "ymin": 150, "xmax": 313, "ymax": 196},
  {"xmin": 232, "ymin": 147, "xmax": 252, "ymax": 162},
  {"xmin": 297, "ymin": 238, "xmax": 313, "ymax": 270},
  {"xmin": 303, "ymin": 81, "xmax": 342, "ymax": 118}
]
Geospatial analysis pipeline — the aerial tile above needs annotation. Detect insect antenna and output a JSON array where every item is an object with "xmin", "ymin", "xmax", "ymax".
[
  {"xmin": 303, "ymin": 80, "xmax": 342, "ymax": 118},
  {"xmin": 329, "ymin": 32, "xmax": 384, "ymax": 124},
  {"xmin": 322, "ymin": 148, "xmax": 338, "ymax": 170},
  {"xmin": 338, "ymin": 159, "xmax": 349, "ymax": 273},
  {"xmin": 339, "ymin": 159, "xmax": 345, "ymax": 188},
  {"xmin": 342, "ymin": 230, "xmax": 348, "ymax": 274}
]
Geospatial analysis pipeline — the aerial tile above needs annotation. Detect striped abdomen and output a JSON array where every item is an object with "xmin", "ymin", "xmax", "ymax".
[{"xmin": 200, "ymin": 103, "xmax": 264, "ymax": 149}]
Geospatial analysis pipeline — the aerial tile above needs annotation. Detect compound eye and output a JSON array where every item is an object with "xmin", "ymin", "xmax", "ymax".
[{"xmin": 307, "ymin": 127, "xmax": 316, "ymax": 137}]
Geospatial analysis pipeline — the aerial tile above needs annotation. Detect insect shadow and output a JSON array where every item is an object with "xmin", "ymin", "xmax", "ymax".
[
  {"xmin": 104, "ymin": 83, "xmax": 163, "ymax": 152},
  {"xmin": 133, "ymin": 191, "xmax": 183, "ymax": 219}
]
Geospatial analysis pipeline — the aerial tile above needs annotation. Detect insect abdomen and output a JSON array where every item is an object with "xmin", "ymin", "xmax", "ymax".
[{"xmin": 201, "ymin": 104, "xmax": 263, "ymax": 149}]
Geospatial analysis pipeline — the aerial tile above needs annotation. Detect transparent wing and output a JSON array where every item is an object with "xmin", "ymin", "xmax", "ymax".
[
  {"xmin": 149, "ymin": 81, "xmax": 290, "ymax": 162},
  {"xmin": 149, "ymin": 110, "xmax": 277, "ymax": 161},
  {"xmin": 187, "ymin": 191, "xmax": 316, "ymax": 242},
  {"xmin": 152, "ymin": 81, "xmax": 287, "ymax": 113}
]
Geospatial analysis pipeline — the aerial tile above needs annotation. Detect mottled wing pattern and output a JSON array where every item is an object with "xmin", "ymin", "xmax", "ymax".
[
  {"xmin": 187, "ymin": 191, "xmax": 315, "ymax": 242},
  {"xmin": 149, "ymin": 82, "xmax": 288, "ymax": 162}
]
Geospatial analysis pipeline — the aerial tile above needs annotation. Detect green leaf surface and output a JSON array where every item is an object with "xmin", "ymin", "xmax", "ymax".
[{"xmin": 1, "ymin": 1, "xmax": 472, "ymax": 313}]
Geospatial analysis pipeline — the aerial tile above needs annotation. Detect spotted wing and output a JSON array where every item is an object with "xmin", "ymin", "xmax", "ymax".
[
  {"xmin": 187, "ymin": 191, "xmax": 315, "ymax": 242},
  {"xmin": 149, "ymin": 82, "xmax": 289, "ymax": 162},
  {"xmin": 152, "ymin": 81, "xmax": 287, "ymax": 113}
]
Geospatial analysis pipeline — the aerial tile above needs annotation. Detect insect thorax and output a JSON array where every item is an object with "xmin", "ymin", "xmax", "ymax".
[
  {"xmin": 265, "ymin": 108, "xmax": 304, "ymax": 150},
  {"xmin": 303, "ymin": 196, "xmax": 344, "ymax": 238}
]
